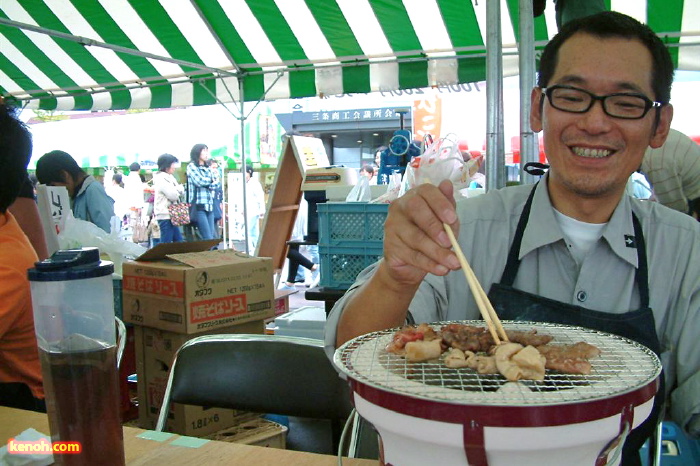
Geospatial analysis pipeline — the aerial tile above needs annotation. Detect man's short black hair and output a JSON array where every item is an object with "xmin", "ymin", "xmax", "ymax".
[
  {"xmin": 129, "ymin": 162, "xmax": 141, "ymax": 172},
  {"xmin": 0, "ymin": 104, "xmax": 33, "ymax": 213},
  {"xmin": 537, "ymin": 11, "xmax": 674, "ymax": 104},
  {"xmin": 35, "ymin": 150, "xmax": 84, "ymax": 186}
]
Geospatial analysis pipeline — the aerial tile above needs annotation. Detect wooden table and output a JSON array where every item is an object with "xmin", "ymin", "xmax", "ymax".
[{"xmin": 0, "ymin": 407, "xmax": 376, "ymax": 465}]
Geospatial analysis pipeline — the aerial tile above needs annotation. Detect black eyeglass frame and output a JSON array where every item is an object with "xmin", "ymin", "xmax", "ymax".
[{"xmin": 541, "ymin": 85, "xmax": 664, "ymax": 120}]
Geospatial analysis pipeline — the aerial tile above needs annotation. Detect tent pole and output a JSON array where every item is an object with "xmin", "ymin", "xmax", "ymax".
[
  {"xmin": 239, "ymin": 79, "xmax": 250, "ymax": 255},
  {"xmin": 221, "ymin": 154, "xmax": 228, "ymax": 250},
  {"xmin": 519, "ymin": 0, "xmax": 538, "ymax": 185},
  {"xmin": 486, "ymin": 0, "xmax": 506, "ymax": 191}
]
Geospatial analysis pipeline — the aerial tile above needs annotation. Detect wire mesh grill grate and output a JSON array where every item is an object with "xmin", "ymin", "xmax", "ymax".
[{"xmin": 335, "ymin": 321, "xmax": 661, "ymax": 407}]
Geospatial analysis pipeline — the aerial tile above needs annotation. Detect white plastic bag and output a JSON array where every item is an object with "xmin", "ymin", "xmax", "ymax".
[
  {"xmin": 400, "ymin": 135, "xmax": 477, "ymax": 197},
  {"xmin": 345, "ymin": 175, "xmax": 371, "ymax": 202},
  {"xmin": 58, "ymin": 211, "xmax": 147, "ymax": 276},
  {"xmin": 371, "ymin": 172, "xmax": 402, "ymax": 204},
  {"xmin": 414, "ymin": 135, "xmax": 468, "ymax": 187}
]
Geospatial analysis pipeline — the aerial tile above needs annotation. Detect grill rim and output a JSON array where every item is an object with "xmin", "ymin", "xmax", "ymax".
[
  {"xmin": 334, "ymin": 320, "xmax": 662, "ymax": 408},
  {"xmin": 349, "ymin": 378, "xmax": 659, "ymax": 427}
]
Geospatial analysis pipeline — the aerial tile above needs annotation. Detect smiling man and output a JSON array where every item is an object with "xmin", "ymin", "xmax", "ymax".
[{"xmin": 326, "ymin": 12, "xmax": 699, "ymax": 466}]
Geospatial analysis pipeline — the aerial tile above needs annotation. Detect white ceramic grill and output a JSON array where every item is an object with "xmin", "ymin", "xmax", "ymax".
[{"xmin": 334, "ymin": 321, "xmax": 662, "ymax": 466}]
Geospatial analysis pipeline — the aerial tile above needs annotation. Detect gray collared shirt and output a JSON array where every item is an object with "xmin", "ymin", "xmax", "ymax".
[{"xmin": 325, "ymin": 176, "xmax": 700, "ymax": 432}]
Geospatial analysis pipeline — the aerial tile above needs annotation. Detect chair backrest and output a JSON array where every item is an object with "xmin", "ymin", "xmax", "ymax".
[{"xmin": 155, "ymin": 334, "xmax": 353, "ymax": 432}]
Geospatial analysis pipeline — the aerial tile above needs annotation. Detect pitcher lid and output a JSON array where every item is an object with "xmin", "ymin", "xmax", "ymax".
[{"xmin": 28, "ymin": 247, "xmax": 114, "ymax": 281}]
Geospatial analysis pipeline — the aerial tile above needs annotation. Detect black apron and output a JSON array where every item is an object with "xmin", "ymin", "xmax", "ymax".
[{"xmin": 486, "ymin": 186, "xmax": 664, "ymax": 466}]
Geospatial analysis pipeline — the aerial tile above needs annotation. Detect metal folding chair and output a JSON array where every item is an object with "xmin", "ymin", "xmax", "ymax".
[{"xmin": 155, "ymin": 334, "xmax": 354, "ymax": 454}]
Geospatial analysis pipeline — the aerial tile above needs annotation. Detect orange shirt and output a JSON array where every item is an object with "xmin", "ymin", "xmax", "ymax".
[{"xmin": 0, "ymin": 211, "xmax": 43, "ymax": 398}]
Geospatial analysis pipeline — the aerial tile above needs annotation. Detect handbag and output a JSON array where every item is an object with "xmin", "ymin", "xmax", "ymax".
[{"xmin": 168, "ymin": 201, "xmax": 191, "ymax": 226}]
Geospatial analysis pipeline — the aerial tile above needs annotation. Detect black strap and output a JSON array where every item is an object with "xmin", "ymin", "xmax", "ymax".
[
  {"xmin": 523, "ymin": 162, "xmax": 550, "ymax": 176},
  {"xmin": 631, "ymin": 213, "xmax": 650, "ymax": 309},
  {"xmin": 500, "ymin": 184, "xmax": 538, "ymax": 286}
]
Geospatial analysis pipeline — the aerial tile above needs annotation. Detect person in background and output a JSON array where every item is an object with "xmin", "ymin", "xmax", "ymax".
[
  {"xmin": 186, "ymin": 143, "xmax": 221, "ymax": 241},
  {"xmin": 212, "ymin": 178, "xmax": 223, "ymax": 235},
  {"xmin": 640, "ymin": 128, "xmax": 700, "ymax": 219},
  {"xmin": 533, "ymin": 0, "xmax": 607, "ymax": 30},
  {"xmin": 35, "ymin": 150, "xmax": 115, "ymax": 233},
  {"xmin": 245, "ymin": 166, "xmax": 266, "ymax": 254},
  {"xmin": 373, "ymin": 146, "xmax": 387, "ymax": 184},
  {"xmin": 123, "ymin": 162, "xmax": 145, "ymax": 214},
  {"xmin": 374, "ymin": 146, "xmax": 386, "ymax": 169},
  {"xmin": 279, "ymin": 197, "xmax": 319, "ymax": 291},
  {"xmin": 327, "ymin": 12, "xmax": 699, "ymax": 465},
  {"xmin": 105, "ymin": 172, "xmax": 130, "ymax": 224},
  {"xmin": 146, "ymin": 215, "xmax": 161, "ymax": 248},
  {"xmin": 153, "ymin": 153, "xmax": 185, "ymax": 243},
  {"xmin": 0, "ymin": 103, "xmax": 45, "ymax": 412},
  {"xmin": 359, "ymin": 164, "xmax": 377, "ymax": 185}
]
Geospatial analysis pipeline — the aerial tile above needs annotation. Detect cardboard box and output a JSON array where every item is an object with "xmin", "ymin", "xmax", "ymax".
[
  {"xmin": 273, "ymin": 288, "xmax": 296, "ymax": 316},
  {"xmin": 135, "ymin": 320, "xmax": 264, "ymax": 436},
  {"xmin": 122, "ymin": 240, "xmax": 275, "ymax": 333},
  {"xmin": 206, "ymin": 418, "xmax": 288, "ymax": 449}
]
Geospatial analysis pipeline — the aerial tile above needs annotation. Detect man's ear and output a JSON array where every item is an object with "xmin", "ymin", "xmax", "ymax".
[
  {"xmin": 649, "ymin": 104, "xmax": 673, "ymax": 149},
  {"xmin": 530, "ymin": 87, "xmax": 544, "ymax": 133}
]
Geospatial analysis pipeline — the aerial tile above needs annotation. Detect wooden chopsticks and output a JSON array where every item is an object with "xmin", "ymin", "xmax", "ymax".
[{"xmin": 442, "ymin": 223, "xmax": 509, "ymax": 344}]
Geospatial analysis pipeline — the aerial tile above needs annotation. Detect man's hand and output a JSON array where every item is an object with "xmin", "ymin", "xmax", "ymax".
[
  {"xmin": 335, "ymin": 179, "xmax": 462, "ymax": 347},
  {"xmin": 382, "ymin": 179, "xmax": 462, "ymax": 286}
]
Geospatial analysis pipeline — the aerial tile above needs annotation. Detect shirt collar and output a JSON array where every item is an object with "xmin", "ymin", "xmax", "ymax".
[
  {"xmin": 519, "ymin": 175, "xmax": 638, "ymax": 267},
  {"xmin": 519, "ymin": 177, "xmax": 565, "ymax": 258}
]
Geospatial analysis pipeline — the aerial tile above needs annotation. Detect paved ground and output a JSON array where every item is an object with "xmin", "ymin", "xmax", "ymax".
[{"xmin": 286, "ymin": 283, "xmax": 323, "ymax": 311}]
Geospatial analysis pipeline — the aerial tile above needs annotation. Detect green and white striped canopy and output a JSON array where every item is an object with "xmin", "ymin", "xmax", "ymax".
[{"xmin": 2, "ymin": 0, "xmax": 699, "ymax": 111}]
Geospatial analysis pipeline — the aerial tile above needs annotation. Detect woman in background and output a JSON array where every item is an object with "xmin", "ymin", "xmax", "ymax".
[
  {"xmin": 245, "ymin": 166, "xmax": 266, "ymax": 254},
  {"xmin": 186, "ymin": 143, "xmax": 221, "ymax": 241},
  {"xmin": 153, "ymin": 153, "xmax": 184, "ymax": 243}
]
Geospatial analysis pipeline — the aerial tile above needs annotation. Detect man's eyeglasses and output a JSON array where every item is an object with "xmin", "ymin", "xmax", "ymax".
[{"xmin": 541, "ymin": 85, "xmax": 663, "ymax": 120}]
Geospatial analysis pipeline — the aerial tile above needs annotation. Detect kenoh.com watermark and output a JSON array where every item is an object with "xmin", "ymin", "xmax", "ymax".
[{"xmin": 7, "ymin": 438, "xmax": 81, "ymax": 454}]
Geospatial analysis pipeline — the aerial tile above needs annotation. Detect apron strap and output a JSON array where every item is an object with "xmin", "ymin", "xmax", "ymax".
[
  {"xmin": 631, "ymin": 213, "xmax": 650, "ymax": 309},
  {"xmin": 500, "ymin": 184, "xmax": 538, "ymax": 286}
]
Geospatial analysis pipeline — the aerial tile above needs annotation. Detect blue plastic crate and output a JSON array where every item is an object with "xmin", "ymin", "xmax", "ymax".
[
  {"xmin": 319, "ymin": 244, "xmax": 383, "ymax": 289},
  {"xmin": 640, "ymin": 422, "xmax": 700, "ymax": 466},
  {"xmin": 317, "ymin": 202, "xmax": 389, "ymax": 248}
]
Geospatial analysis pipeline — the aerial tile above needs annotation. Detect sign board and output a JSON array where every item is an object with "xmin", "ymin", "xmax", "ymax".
[
  {"xmin": 256, "ymin": 136, "xmax": 329, "ymax": 277},
  {"xmin": 287, "ymin": 136, "xmax": 330, "ymax": 172},
  {"xmin": 36, "ymin": 184, "xmax": 70, "ymax": 255},
  {"xmin": 288, "ymin": 107, "xmax": 403, "ymax": 125}
]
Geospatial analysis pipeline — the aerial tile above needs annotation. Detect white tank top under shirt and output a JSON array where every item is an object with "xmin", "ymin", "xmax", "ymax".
[{"xmin": 553, "ymin": 209, "xmax": 607, "ymax": 264}]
